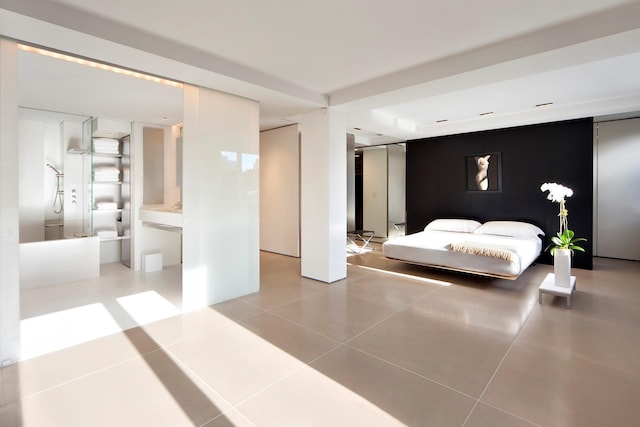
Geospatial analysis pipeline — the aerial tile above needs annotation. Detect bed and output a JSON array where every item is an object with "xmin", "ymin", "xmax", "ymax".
[{"xmin": 382, "ymin": 219, "xmax": 544, "ymax": 279}]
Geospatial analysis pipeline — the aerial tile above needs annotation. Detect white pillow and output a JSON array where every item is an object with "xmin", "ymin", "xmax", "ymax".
[
  {"xmin": 424, "ymin": 219, "xmax": 481, "ymax": 233},
  {"xmin": 474, "ymin": 221, "xmax": 545, "ymax": 238}
]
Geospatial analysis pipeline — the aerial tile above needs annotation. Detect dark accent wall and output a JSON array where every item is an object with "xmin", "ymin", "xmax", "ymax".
[{"xmin": 406, "ymin": 118, "xmax": 593, "ymax": 269}]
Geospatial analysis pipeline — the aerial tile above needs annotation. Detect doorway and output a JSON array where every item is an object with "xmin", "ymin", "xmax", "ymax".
[{"xmin": 17, "ymin": 44, "xmax": 185, "ymax": 359}]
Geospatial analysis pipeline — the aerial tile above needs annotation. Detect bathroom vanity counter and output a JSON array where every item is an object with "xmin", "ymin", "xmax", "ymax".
[{"xmin": 139, "ymin": 206, "xmax": 183, "ymax": 229}]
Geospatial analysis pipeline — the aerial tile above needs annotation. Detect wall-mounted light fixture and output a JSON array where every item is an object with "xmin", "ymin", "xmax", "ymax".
[{"xmin": 18, "ymin": 44, "xmax": 183, "ymax": 88}]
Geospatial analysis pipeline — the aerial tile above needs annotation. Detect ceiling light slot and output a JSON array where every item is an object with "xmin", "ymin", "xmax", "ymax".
[{"xmin": 18, "ymin": 43, "xmax": 183, "ymax": 88}]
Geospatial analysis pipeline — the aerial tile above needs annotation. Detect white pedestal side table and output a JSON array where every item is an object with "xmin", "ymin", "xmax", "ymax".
[{"xmin": 538, "ymin": 272, "xmax": 577, "ymax": 308}]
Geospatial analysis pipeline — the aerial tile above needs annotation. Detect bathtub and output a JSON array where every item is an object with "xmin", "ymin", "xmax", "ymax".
[{"xmin": 19, "ymin": 236, "xmax": 100, "ymax": 289}]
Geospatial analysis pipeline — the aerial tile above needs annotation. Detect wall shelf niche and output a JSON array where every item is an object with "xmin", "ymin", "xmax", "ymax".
[{"xmin": 90, "ymin": 118, "xmax": 132, "ymax": 266}]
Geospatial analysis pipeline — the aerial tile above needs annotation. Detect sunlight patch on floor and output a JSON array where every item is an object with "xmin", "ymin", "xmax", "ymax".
[
  {"xmin": 20, "ymin": 303, "xmax": 122, "ymax": 360},
  {"xmin": 116, "ymin": 290, "xmax": 182, "ymax": 325}
]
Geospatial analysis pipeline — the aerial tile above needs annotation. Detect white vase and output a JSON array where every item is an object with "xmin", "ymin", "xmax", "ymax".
[{"xmin": 554, "ymin": 248, "xmax": 572, "ymax": 287}]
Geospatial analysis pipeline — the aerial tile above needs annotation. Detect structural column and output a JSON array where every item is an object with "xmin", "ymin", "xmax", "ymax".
[
  {"xmin": 300, "ymin": 108, "xmax": 347, "ymax": 283},
  {"xmin": 181, "ymin": 84, "xmax": 260, "ymax": 309},
  {"xmin": 0, "ymin": 39, "xmax": 20, "ymax": 364}
]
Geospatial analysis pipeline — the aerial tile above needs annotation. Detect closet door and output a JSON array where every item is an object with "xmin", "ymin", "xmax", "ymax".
[{"xmin": 596, "ymin": 119, "xmax": 640, "ymax": 261}]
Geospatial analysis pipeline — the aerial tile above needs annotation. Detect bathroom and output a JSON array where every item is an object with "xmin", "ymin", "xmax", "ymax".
[{"xmin": 17, "ymin": 44, "xmax": 184, "ymax": 288}]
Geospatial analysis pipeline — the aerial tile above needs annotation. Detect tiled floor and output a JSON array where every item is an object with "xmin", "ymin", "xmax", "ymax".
[{"xmin": 2, "ymin": 247, "xmax": 640, "ymax": 426}]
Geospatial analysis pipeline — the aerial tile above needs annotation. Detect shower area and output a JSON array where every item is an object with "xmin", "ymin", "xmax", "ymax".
[
  {"xmin": 18, "ymin": 109, "xmax": 99, "ymax": 288},
  {"xmin": 19, "ymin": 109, "xmax": 93, "ymax": 242},
  {"xmin": 45, "ymin": 162, "xmax": 65, "ymax": 239}
]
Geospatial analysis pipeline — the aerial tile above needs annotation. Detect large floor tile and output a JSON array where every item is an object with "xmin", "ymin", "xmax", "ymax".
[
  {"xmin": 310, "ymin": 346, "xmax": 476, "ymax": 426},
  {"xmin": 10, "ymin": 251, "xmax": 640, "ymax": 426},
  {"xmin": 167, "ymin": 323, "xmax": 306, "ymax": 404},
  {"xmin": 464, "ymin": 402, "xmax": 537, "ymax": 427},
  {"xmin": 203, "ymin": 408, "xmax": 256, "ymax": 427},
  {"xmin": 270, "ymin": 289, "xmax": 402, "ymax": 342},
  {"xmin": 412, "ymin": 282, "xmax": 537, "ymax": 336},
  {"xmin": 349, "ymin": 307, "xmax": 513, "ymax": 397},
  {"xmin": 338, "ymin": 270, "xmax": 440, "ymax": 307},
  {"xmin": 482, "ymin": 341, "xmax": 640, "ymax": 427},
  {"xmin": 209, "ymin": 298, "xmax": 265, "ymax": 322},
  {"xmin": 240, "ymin": 281, "xmax": 328, "ymax": 310},
  {"xmin": 14, "ymin": 349, "xmax": 230, "ymax": 427},
  {"xmin": 8, "ymin": 327, "xmax": 159, "ymax": 400},
  {"xmin": 239, "ymin": 312, "xmax": 341, "ymax": 363},
  {"xmin": 237, "ymin": 365, "xmax": 407, "ymax": 427},
  {"xmin": 563, "ymin": 286, "xmax": 640, "ymax": 327},
  {"xmin": 20, "ymin": 279, "xmax": 104, "ymax": 320},
  {"xmin": 518, "ymin": 306, "xmax": 640, "ymax": 375},
  {"xmin": 142, "ymin": 306, "xmax": 234, "ymax": 347},
  {"xmin": 575, "ymin": 258, "xmax": 640, "ymax": 299}
]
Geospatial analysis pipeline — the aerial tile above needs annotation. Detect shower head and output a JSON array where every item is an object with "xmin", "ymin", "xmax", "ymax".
[{"xmin": 47, "ymin": 163, "xmax": 63, "ymax": 176}]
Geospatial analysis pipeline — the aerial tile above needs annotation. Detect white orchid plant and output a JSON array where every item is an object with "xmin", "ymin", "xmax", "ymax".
[{"xmin": 540, "ymin": 182, "xmax": 586, "ymax": 255}]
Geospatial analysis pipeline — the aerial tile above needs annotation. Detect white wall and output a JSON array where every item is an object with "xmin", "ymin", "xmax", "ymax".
[
  {"xmin": 1, "ymin": 39, "xmax": 20, "ymax": 364},
  {"xmin": 260, "ymin": 125, "xmax": 300, "ymax": 257},
  {"xmin": 182, "ymin": 84, "xmax": 259, "ymax": 309},
  {"xmin": 363, "ymin": 147, "xmax": 388, "ymax": 237},
  {"xmin": 18, "ymin": 119, "xmax": 45, "ymax": 242},
  {"xmin": 595, "ymin": 118, "xmax": 640, "ymax": 261},
  {"xmin": 61, "ymin": 120, "xmax": 86, "ymax": 238}
]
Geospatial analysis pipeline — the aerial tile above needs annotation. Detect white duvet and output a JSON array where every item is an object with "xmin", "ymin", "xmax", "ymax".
[{"xmin": 382, "ymin": 230, "xmax": 542, "ymax": 278}]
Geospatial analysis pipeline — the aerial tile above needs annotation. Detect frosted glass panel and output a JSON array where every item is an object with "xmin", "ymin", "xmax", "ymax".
[{"xmin": 182, "ymin": 84, "xmax": 259, "ymax": 309}]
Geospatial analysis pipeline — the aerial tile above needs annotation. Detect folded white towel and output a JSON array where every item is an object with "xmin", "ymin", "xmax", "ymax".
[
  {"xmin": 93, "ymin": 138, "xmax": 119, "ymax": 144},
  {"xmin": 93, "ymin": 138, "xmax": 119, "ymax": 146},
  {"xmin": 96, "ymin": 202, "xmax": 118, "ymax": 210},
  {"xmin": 94, "ymin": 166, "xmax": 120, "ymax": 173},
  {"xmin": 96, "ymin": 230, "xmax": 118, "ymax": 238},
  {"xmin": 94, "ymin": 167, "xmax": 121, "ymax": 181}
]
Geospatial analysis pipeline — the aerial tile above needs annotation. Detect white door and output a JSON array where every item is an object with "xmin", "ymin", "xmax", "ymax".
[{"xmin": 596, "ymin": 119, "xmax": 640, "ymax": 261}]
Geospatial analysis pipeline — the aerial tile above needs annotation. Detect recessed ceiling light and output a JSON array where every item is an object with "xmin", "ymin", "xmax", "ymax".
[
  {"xmin": 536, "ymin": 102, "xmax": 554, "ymax": 107},
  {"xmin": 353, "ymin": 127, "xmax": 362, "ymax": 131},
  {"xmin": 161, "ymin": 116, "xmax": 169, "ymax": 121},
  {"xmin": 479, "ymin": 111, "xmax": 494, "ymax": 116}
]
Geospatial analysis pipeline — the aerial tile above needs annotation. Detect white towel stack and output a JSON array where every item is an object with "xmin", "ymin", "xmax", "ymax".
[
  {"xmin": 96, "ymin": 201, "xmax": 118, "ymax": 210},
  {"xmin": 93, "ymin": 138, "xmax": 120, "ymax": 155},
  {"xmin": 94, "ymin": 166, "xmax": 121, "ymax": 182},
  {"xmin": 96, "ymin": 229, "xmax": 118, "ymax": 239}
]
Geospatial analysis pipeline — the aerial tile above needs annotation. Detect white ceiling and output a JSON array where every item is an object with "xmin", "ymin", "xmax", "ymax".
[
  {"xmin": 3, "ymin": 0, "xmax": 640, "ymax": 143},
  {"xmin": 18, "ymin": 50, "xmax": 184, "ymax": 126}
]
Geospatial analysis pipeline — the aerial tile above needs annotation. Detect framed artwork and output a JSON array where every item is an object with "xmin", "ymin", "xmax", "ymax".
[{"xmin": 466, "ymin": 151, "xmax": 502, "ymax": 192}]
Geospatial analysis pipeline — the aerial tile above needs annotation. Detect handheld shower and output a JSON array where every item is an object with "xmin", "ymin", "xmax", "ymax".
[
  {"xmin": 46, "ymin": 163, "xmax": 64, "ymax": 214},
  {"xmin": 47, "ymin": 163, "xmax": 63, "ymax": 176}
]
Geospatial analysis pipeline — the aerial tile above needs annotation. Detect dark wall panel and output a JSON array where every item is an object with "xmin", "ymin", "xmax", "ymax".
[{"xmin": 406, "ymin": 118, "xmax": 593, "ymax": 269}]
